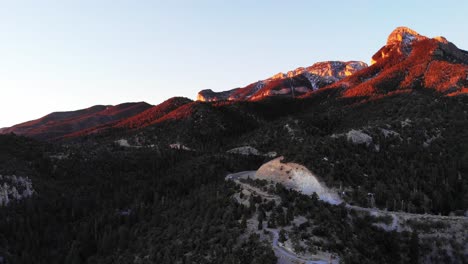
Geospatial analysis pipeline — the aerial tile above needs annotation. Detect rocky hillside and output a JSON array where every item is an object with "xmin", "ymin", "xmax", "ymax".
[
  {"xmin": 1, "ymin": 102, "xmax": 152, "ymax": 140},
  {"xmin": 0, "ymin": 26, "xmax": 467, "ymax": 264},
  {"xmin": 2, "ymin": 27, "xmax": 467, "ymax": 144},
  {"xmin": 317, "ymin": 27, "xmax": 468, "ymax": 98},
  {"xmin": 114, "ymin": 97, "xmax": 193, "ymax": 129}
]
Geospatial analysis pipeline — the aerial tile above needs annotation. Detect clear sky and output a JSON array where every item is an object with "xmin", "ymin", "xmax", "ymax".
[{"xmin": 1, "ymin": 0, "xmax": 467, "ymax": 127}]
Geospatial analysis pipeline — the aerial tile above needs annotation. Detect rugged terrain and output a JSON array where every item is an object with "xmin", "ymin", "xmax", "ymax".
[
  {"xmin": 197, "ymin": 61, "xmax": 367, "ymax": 102},
  {"xmin": 327, "ymin": 27, "xmax": 468, "ymax": 97},
  {"xmin": 0, "ymin": 27, "xmax": 467, "ymax": 263}
]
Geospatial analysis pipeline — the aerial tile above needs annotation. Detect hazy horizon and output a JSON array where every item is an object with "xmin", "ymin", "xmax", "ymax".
[{"xmin": 1, "ymin": 0, "xmax": 467, "ymax": 127}]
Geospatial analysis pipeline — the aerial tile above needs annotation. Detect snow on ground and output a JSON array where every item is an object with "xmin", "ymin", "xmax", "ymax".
[
  {"xmin": 255, "ymin": 157, "xmax": 342, "ymax": 205},
  {"xmin": 0, "ymin": 175, "xmax": 34, "ymax": 206}
]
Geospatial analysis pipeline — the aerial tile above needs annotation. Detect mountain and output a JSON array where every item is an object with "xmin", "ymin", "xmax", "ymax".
[
  {"xmin": 1, "ymin": 102, "xmax": 152, "ymax": 140},
  {"xmin": 114, "ymin": 97, "xmax": 193, "ymax": 129},
  {"xmin": 3, "ymin": 27, "xmax": 467, "ymax": 143},
  {"xmin": 318, "ymin": 27, "xmax": 468, "ymax": 98},
  {"xmin": 197, "ymin": 61, "xmax": 368, "ymax": 102},
  {"xmin": 0, "ymin": 26, "xmax": 467, "ymax": 264}
]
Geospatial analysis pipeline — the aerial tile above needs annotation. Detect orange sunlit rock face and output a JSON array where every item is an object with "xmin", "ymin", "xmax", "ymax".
[
  {"xmin": 434, "ymin": 36, "xmax": 449, "ymax": 44},
  {"xmin": 344, "ymin": 65, "xmax": 357, "ymax": 76},
  {"xmin": 197, "ymin": 61, "xmax": 367, "ymax": 102},
  {"xmin": 198, "ymin": 27, "xmax": 468, "ymax": 104},
  {"xmin": 424, "ymin": 61, "xmax": 467, "ymax": 92},
  {"xmin": 197, "ymin": 94, "xmax": 207, "ymax": 102},
  {"xmin": 386, "ymin": 27, "xmax": 425, "ymax": 45},
  {"xmin": 335, "ymin": 27, "xmax": 468, "ymax": 98}
]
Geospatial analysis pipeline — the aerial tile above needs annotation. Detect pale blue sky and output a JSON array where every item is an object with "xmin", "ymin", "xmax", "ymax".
[{"xmin": 1, "ymin": 0, "xmax": 467, "ymax": 127}]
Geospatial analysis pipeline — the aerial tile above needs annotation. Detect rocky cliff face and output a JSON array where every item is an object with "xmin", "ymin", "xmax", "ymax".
[
  {"xmin": 255, "ymin": 157, "xmax": 342, "ymax": 204},
  {"xmin": 328, "ymin": 27, "xmax": 468, "ymax": 97},
  {"xmin": 199, "ymin": 27, "xmax": 468, "ymax": 102},
  {"xmin": 197, "ymin": 61, "xmax": 367, "ymax": 102}
]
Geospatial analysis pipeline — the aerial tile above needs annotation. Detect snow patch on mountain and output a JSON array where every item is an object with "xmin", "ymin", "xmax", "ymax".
[
  {"xmin": 197, "ymin": 61, "xmax": 367, "ymax": 102},
  {"xmin": 386, "ymin": 27, "xmax": 425, "ymax": 45}
]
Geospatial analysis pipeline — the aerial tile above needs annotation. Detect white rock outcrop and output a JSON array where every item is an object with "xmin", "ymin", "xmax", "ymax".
[
  {"xmin": 227, "ymin": 146, "xmax": 261, "ymax": 156},
  {"xmin": 255, "ymin": 157, "xmax": 342, "ymax": 204},
  {"xmin": 227, "ymin": 146, "xmax": 277, "ymax": 157},
  {"xmin": 332, "ymin": 129, "xmax": 373, "ymax": 146},
  {"xmin": 346, "ymin": 130, "xmax": 373, "ymax": 146}
]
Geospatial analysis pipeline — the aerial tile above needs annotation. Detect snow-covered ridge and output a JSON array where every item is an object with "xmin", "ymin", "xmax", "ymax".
[
  {"xmin": 0, "ymin": 175, "xmax": 34, "ymax": 206},
  {"xmin": 197, "ymin": 61, "xmax": 367, "ymax": 102},
  {"xmin": 267, "ymin": 61, "xmax": 368, "ymax": 81}
]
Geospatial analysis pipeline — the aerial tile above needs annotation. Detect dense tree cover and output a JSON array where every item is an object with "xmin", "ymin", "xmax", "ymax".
[
  {"xmin": 0, "ymin": 91, "xmax": 466, "ymax": 263},
  {"xmin": 271, "ymin": 184, "xmax": 414, "ymax": 263},
  {"xmin": 0, "ymin": 136, "xmax": 274, "ymax": 263},
  {"xmin": 229, "ymin": 92, "xmax": 468, "ymax": 215}
]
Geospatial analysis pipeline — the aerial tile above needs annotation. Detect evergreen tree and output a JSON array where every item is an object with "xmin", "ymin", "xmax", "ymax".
[{"xmin": 409, "ymin": 232, "xmax": 419, "ymax": 263}]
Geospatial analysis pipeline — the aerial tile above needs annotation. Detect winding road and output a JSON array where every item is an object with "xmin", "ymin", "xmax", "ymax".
[
  {"xmin": 266, "ymin": 228, "xmax": 336, "ymax": 264},
  {"xmin": 226, "ymin": 171, "xmax": 467, "ymax": 263},
  {"xmin": 227, "ymin": 171, "xmax": 337, "ymax": 263}
]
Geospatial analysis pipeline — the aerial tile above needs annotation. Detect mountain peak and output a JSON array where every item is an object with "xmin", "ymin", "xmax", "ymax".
[
  {"xmin": 386, "ymin": 26, "xmax": 425, "ymax": 45},
  {"xmin": 371, "ymin": 26, "xmax": 428, "ymax": 65},
  {"xmin": 332, "ymin": 27, "xmax": 468, "ymax": 98}
]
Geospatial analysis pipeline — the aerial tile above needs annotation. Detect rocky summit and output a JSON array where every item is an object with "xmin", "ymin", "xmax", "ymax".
[
  {"xmin": 318, "ymin": 26, "xmax": 468, "ymax": 98},
  {"xmin": 197, "ymin": 61, "xmax": 367, "ymax": 102}
]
